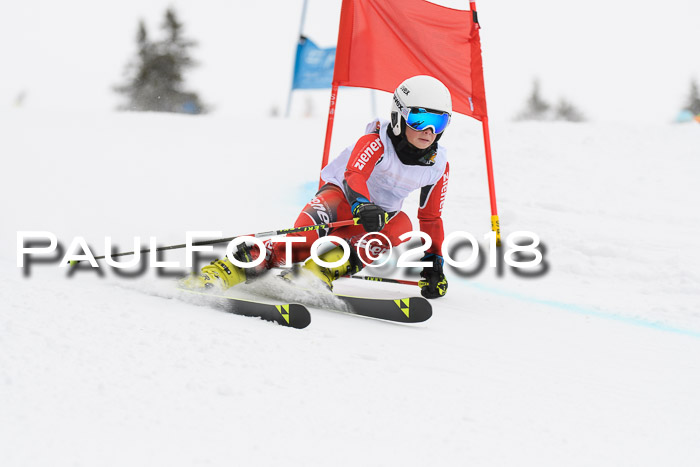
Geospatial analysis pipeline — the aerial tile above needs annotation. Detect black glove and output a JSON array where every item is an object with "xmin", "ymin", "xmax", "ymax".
[
  {"xmin": 352, "ymin": 202, "xmax": 389, "ymax": 233},
  {"xmin": 418, "ymin": 253, "xmax": 448, "ymax": 299}
]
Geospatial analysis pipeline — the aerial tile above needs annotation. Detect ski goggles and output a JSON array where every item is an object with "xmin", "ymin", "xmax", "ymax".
[
  {"xmin": 395, "ymin": 93, "xmax": 451, "ymax": 134},
  {"xmin": 404, "ymin": 107, "xmax": 451, "ymax": 134}
]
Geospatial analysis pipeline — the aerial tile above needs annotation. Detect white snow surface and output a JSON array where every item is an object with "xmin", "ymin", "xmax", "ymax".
[{"xmin": 1, "ymin": 109, "xmax": 700, "ymax": 466}]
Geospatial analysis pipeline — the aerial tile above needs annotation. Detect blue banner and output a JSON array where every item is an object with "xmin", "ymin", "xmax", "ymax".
[{"xmin": 292, "ymin": 36, "xmax": 335, "ymax": 90}]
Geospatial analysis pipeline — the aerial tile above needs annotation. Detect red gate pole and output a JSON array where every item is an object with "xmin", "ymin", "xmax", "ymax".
[
  {"xmin": 470, "ymin": 1, "xmax": 501, "ymax": 246},
  {"xmin": 319, "ymin": 83, "xmax": 339, "ymax": 189},
  {"xmin": 482, "ymin": 116, "xmax": 501, "ymax": 246}
]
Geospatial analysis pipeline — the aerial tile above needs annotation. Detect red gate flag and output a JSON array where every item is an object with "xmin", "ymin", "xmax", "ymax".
[
  {"xmin": 319, "ymin": 0, "xmax": 501, "ymax": 244},
  {"xmin": 333, "ymin": 0, "xmax": 487, "ymax": 120}
]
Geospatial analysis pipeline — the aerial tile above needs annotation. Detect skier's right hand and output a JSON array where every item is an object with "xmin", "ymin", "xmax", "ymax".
[
  {"xmin": 418, "ymin": 254, "xmax": 448, "ymax": 299},
  {"xmin": 352, "ymin": 202, "xmax": 389, "ymax": 232}
]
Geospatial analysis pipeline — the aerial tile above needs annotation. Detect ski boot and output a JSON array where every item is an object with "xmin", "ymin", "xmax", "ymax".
[
  {"xmin": 179, "ymin": 243, "xmax": 260, "ymax": 291},
  {"xmin": 301, "ymin": 245, "xmax": 362, "ymax": 291}
]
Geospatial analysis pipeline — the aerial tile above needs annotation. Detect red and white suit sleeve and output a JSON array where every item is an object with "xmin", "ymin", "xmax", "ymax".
[
  {"xmin": 417, "ymin": 162, "xmax": 449, "ymax": 256},
  {"xmin": 342, "ymin": 133, "xmax": 385, "ymax": 206}
]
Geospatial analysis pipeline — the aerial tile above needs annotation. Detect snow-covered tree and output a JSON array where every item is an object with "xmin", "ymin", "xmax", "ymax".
[{"xmin": 115, "ymin": 8, "xmax": 206, "ymax": 114}]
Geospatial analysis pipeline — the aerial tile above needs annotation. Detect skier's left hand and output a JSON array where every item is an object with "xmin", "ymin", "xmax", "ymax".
[
  {"xmin": 418, "ymin": 253, "xmax": 448, "ymax": 299},
  {"xmin": 352, "ymin": 202, "xmax": 389, "ymax": 232}
]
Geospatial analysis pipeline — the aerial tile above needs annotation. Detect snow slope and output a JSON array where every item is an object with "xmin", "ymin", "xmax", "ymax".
[{"xmin": 1, "ymin": 109, "xmax": 700, "ymax": 466}]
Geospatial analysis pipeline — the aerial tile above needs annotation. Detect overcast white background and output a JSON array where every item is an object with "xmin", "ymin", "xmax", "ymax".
[
  {"xmin": 1, "ymin": 0, "xmax": 699, "ymax": 123},
  {"xmin": 3, "ymin": 2, "xmax": 700, "ymax": 465}
]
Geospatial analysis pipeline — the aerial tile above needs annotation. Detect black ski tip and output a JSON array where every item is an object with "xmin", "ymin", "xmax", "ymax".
[
  {"xmin": 400, "ymin": 297, "xmax": 432, "ymax": 323},
  {"xmin": 336, "ymin": 295, "xmax": 433, "ymax": 324},
  {"xmin": 229, "ymin": 301, "xmax": 312, "ymax": 330},
  {"xmin": 177, "ymin": 288, "xmax": 312, "ymax": 330},
  {"xmin": 285, "ymin": 304, "xmax": 312, "ymax": 329}
]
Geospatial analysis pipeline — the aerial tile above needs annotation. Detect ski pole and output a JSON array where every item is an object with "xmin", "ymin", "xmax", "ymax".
[
  {"xmin": 85, "ymin": 218, "xmax": 359, "ymax": 261},
  {"xmin": 344, "ymin": 275, "xmax": 420, "ymax": 287}
]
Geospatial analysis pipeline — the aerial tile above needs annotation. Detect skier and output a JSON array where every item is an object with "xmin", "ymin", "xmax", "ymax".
[{"xmin": 182, "ymin": 75, "xmax": 451, "ymax": 299}]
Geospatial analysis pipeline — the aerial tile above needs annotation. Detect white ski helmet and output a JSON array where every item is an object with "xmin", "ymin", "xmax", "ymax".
[{"xmin": 390, "ymin": 75, "xmax": 452, "ymax": 137}]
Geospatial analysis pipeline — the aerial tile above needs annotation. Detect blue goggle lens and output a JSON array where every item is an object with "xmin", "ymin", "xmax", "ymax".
[{"xmin": 405, "ymin": 108, "xmax": 450, "ymax": 134}]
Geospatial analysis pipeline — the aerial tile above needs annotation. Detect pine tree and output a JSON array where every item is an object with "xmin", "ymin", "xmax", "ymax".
[
  {"xmin": 515, "ymin": 79, "xmax": 550, "ymax": 121},
  {"xmin": 554, "ymin": 98, "xmax": 585, "ymax": 122},
  {"xmin": 115, "ymin": 8, "xmax": 206, "ymax": 114},
  {"xmin": 683, "ymin": 79, "xmax": 700, "ymax": 115},
  {"xmin": 515, "ymin": 79, "xmax": 586, "ymax": 122}
]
